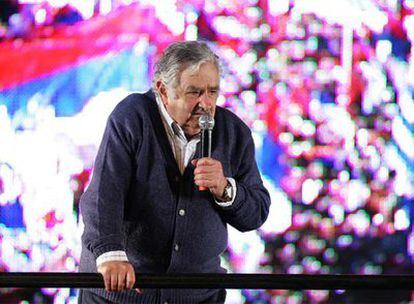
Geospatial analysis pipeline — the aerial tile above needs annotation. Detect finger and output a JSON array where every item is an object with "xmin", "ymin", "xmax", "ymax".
[
  {"xmin": 126, "ymin": 268, "xmax": 135, "ymax": 289},
  {"xmin": 194, "ymin": 163, "xmax": 220, "ymax": 175},
  {"xmin": 194, "ymin": 176, "xmax": 211, "ymax": 185},
  {"xmin": 194, "ymin": 172, "xmax": 217, "ymax": 182},
  {"xmin": 191, "ymin": 159, "xmax": 199, "ymax": 166},
  {"xmin": 135, "ymin": 288, "xmax": 144, "ymax": 294},
  {"xmin": 194, "ymin": 174, "xmax": 208, "ymax": 184},
  {"xmin": 110, "ymin": 273, "xmax": 118, "ymax": 291},
  {"xmin": 102, "ymin": 273, "xmax": 111, "ymax": 292},
  {"xmin": 195, "ymin": 157, "xmax": 216, "ymax": 166},
  {"xmin": 198, "ymin": 185, "xmax": 208, "ymax": 191},
  {"xmin": 117, "ymin": 272, "xmax": 126, "ymax": 291},
  {"xmin": 196, "ymin": 161, "xmax": 222, "ymax": 172},
  {"xmin": 194, "ymin": 178, "xmax": 214, "ymax": 188}
]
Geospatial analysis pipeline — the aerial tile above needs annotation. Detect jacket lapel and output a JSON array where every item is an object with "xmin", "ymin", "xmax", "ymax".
[{"xmin": 143, "ymin": 90, "xmax": 181, "ymax": 176}]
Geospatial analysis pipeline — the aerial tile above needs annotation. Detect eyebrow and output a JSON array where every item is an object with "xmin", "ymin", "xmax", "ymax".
[{"xmin": 185, "ymin": 85, "xmax": 220, "ymax": 92}]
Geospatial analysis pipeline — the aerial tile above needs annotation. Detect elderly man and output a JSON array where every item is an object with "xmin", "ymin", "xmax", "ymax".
[{"xmin": 78, "ymin": 41, "xmax": 270, "ymax": 303}]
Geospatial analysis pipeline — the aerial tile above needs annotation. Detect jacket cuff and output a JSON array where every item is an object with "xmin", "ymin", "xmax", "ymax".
[
  {"xmin": 215, "ymin": 178, "xmax": 237, "ymax": 207},
  {"xmin": 92, "ymin": 241, "xmax": 125, "ymax": 259},
  {"xmin": 219, "ymin": 180, "xmax": 245, "ymax": 211},
  {"xmin": 96, "ymin": 251, "xmax": 129, "ymax": 267}
]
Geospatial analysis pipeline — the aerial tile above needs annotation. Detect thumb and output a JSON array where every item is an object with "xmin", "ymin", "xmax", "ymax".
[{"xmin": 191, "ymin": 159, "xmax": 198, "ymax": 166}]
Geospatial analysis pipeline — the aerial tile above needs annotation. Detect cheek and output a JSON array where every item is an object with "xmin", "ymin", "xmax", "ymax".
[{"xmin": 184, "ymin": 100, "xmax": 198, "ymax": 113}]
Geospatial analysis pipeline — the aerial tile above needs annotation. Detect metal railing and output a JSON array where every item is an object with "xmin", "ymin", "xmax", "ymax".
[{"xmin": 1, "ymin": 273, "xmax": 414, "ymax": 290}]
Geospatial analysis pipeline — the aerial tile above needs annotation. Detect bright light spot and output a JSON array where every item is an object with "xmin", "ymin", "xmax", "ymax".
[
  {"xmin": 279, "ymin": 132, "xmax": 294, "ymax": 144},
  {"xmin": 357, "ymin": 128, "xmax": 368, "ymax": 148},
  {"xmin": 373, "ymin": 213, "xmax": 384, "ymax": 226},
  {"xmin": 35, "ymin": 9, "xmax": 46, "ymax": 24},
  {"xmin": 336, "ymin": 94, "xmax": 350, "ymax": 106},
  {"xmin": 394, "ymin": 209, "xmax": 410, "ymax": 231},
  {"xmin": 213, "ymin": 16, "xmax": 247, "ymax": 38},
  {"xmin": 329, "ymin": 204, "xmax": 344, "ymax": 225},
  {"xmin": 216, "ymin": 95, "xmax": 226, "ymax": 107},
  {"xmin": 288, "ymin": 264, "xmax": 303, "ymax": 274},
  {"xmin": 260, "ymin": 178, "xmax": 292, "ymax": 235},
  {"xmin": 244, "ymin": 6, "xmax": 261, "ymax": 19},
  {"xmin": 267, "ymin": 48, "xmax": 279, "ymax": 59},
  {"xmin": 288, "ymin": 115, "xmax": 303, "ymax": 131},
  {"xmin": 185, "ymin": 24, "xmax": 198, "ymax": 41},
  {"xmin": 301, "ymin": 141, "xmax": 312, "ymax": 153},
  {"xmin": 241, "ymin": 90, "xmax": 257, "ymax": 107},
  {"xmin": 268, "ymin": 0, "xmax": 290, "ymax": 15},
  {"xmin": 302, "ymin": 179, "xmax": 322, "ymax": 205},
  {"xmin": 382, "ymin": 89, "xmax": 392, "ymax": 102},
  {"xmin": 409, "ymin": 232, "xmax": 414, "ymax": 257},
  {"xmin": 41, "ymin": 0, "xmax": 67, "ymax": 8},
  {"xmin": 376, "ymin": 40, "xmax": 392, "ymax": 63},
  {"xmin": 393, "ymin": 116, "xmax": 414, "ymax": 159},
  {"xmin": 345, "ymin": 180, "xmax": 370, "ymax": 212},
  {"xmin": 252, "ymin": 119, "xmax": 267, "ymax": 133},
  {"xmin": 99, "ymin": 0, "xmax": 112, "ymax": 15},
  {"xmin": 290, "ymin": 143, "xmax": 302, "ymax": 157},
  {"xmin": 404, "ymin": 15, "xmax": 414, "ymax": 42},
  {"xmin": 186, "ymin": 11, "xmax": 198, "ymax": 23},
  {"xmin": 65, "ymin": 257, "xmax": 76, "ymax": 271},
  {"xmin": 361, "ymin": 10, "xmax": 387, "ymax": 33},
  {"xmin": 260, "ymin": 23, "xmax": 271, "ymax": 35},
  {"xmin": 302, "ymin": 120, "xmax": 316, "ymax": 136},
  {"xmin": 337, "ymin": 235, "xmax": 353, "ymax": 248},
  {"xmin": 153, "ymin": 1, "xmax": 185, "ymax": 36},
  {"xmin": 405, "ymin": 0, "xmax": 414, "ymax": 8},
  {"xmin": 338, "ymin": 170, "xmax": 350, "ymax": 182},
  {"xmin": 349, "ymin": 210, "xmax": 370, "ymax": 236},
  {"xmin": 398, "ymin": 92, "xmax": 414, "ymax": 124}
]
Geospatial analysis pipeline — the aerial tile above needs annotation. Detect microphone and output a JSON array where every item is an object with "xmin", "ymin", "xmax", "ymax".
[{"xmin": 198, "ymin": 113, "xmax": 215, "ymax": 191}]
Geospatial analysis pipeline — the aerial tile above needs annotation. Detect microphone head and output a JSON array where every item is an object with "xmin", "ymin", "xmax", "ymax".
[{"xmin": 199, "ymin": 113, "xmax": 215, "ymax": 130}]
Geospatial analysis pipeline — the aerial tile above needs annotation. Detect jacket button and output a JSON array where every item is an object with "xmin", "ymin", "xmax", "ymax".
[
  {"xmin": 174, "ymin": 176, "xmax": 180, "ymax": 182},
  {"xmin": 174, "ymin": 244, "xmax": 180, "ymax": 251},
  {"xmin": 178, "ymin": 209, "xmax": 185, "ymax": 216}
]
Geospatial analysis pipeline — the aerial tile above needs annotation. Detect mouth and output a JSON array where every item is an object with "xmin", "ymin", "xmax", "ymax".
[
  {"xmin": 191, "ymin": 104, "xmax": 212, "ymax": 117},
  {"xmin": 191, "ymin": 110, "xmax": 206, "ymax": 116}
]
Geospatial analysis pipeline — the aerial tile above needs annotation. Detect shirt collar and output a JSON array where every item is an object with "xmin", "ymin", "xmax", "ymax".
[{"xmin": 155, "ymin": 95, "xmax": 186, "ymax": 139}]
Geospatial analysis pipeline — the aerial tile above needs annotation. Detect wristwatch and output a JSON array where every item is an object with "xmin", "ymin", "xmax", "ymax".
[{"xmin": 220, "ymin": 180, "xmax": 233, "ymax": 202}]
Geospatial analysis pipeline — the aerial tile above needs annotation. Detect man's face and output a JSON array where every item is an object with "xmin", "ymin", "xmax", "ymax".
[{"xmin": 157, "ymin": 61, "xmax": 220, "ymax": 138}]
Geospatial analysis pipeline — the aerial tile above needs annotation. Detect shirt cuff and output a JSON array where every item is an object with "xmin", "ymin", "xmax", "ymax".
[
  {"xmin": 215, "ymin": 177, "xmax": 237, "ymax": 207},
  {"xmin": 96, "ymin": 250, "xmax": 129, "ymax": 268}
]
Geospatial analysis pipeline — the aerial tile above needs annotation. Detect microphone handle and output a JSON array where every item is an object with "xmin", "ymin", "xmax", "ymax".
[{"xmin": 199, "ymin": 129, "xmax": 212, "ymax": 191}]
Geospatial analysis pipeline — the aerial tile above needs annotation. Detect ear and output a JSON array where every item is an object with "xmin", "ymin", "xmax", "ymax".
[{"xmin": 156, "ymin": 80, "xmax": 169, "ymax": 106}]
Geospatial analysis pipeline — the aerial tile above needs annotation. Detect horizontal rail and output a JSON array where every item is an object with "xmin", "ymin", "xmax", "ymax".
[{"xmin": 1, "ymin": 273, "xmax": 414, "ymax": 290}]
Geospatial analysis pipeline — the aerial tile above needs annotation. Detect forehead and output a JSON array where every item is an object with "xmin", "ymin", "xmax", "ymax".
[{"xmin": 179, "ymin": 61, "xmax": 220, "ymax": 88}]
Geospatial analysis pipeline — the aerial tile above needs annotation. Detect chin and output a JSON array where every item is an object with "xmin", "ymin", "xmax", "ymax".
[
  {"xmin": 183, "ymin": 126, "xmax": 200, "ymax": 137},
  {"xmin": 187, "ymin": 115, "xmax": 199, "ymax": 123}
]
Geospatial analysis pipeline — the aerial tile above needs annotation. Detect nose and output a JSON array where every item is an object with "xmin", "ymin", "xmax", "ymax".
[{"xmin": 198, "ymin": 92, "xmax": 214, "ymax": 112}]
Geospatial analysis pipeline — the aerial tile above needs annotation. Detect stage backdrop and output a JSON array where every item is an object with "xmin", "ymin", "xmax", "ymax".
[{"xmin": 0, "ymin": 0, "xmax": 413, "ymax": 303}]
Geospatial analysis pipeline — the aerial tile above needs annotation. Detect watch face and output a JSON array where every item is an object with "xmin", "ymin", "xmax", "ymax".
[{"xmin": 223, "ymin": 183, "xmax": 232, "ymax": 201}]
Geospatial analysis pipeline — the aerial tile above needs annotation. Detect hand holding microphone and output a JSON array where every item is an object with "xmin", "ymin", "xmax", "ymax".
[
  {"xmin": 197, "ymin": 113, "xmax": 214, "ymax": 191},
  {"xmin": 192, "ymin": 113, "xmax": 228, "ymax": 198}
]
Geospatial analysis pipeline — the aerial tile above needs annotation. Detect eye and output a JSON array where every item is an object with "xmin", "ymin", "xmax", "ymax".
[{"xmin": 186, "ymin": 91, "xmax": 201, "ymax": 97}]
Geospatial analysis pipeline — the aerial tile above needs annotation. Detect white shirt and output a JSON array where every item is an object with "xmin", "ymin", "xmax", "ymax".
[{"xmin": 96, "ymin": 97, "xmax": 236, "ymax": 267}]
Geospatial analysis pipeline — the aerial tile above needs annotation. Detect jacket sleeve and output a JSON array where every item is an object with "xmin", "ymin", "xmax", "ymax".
[
  {"xmin": 219, "ymin": 134, "xmax": 271, "ymax": 232},
  {"xmin": 80, "ymin": 110, "xmax": 138, "ymax": 259}
]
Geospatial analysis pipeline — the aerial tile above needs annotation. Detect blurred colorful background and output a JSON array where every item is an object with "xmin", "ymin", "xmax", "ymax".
[{"xmin": 1, "ymin": 0, "xmax": 414, "ymax": 303}]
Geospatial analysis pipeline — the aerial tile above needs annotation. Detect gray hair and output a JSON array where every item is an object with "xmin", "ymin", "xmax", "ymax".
[{"xmin": 152, "ymin": 41, "xmax": 221, "ymax": 95}]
